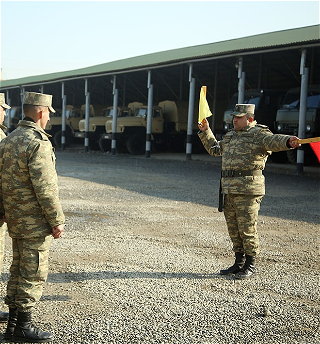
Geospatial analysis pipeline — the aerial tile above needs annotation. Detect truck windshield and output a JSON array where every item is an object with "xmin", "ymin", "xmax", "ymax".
[
  {"xmin": 228, "ymin": 94, "xmax": 261, "ymax": 110},
  {"xmin": 282, "ymin": 91, "xmax": 320, "ymax": 109},
  {"xmin": 104, "ymin": 109, "xmax": 113, "ymax": 117},
  {"xmin": 137, "ymin": 108, "xmax": 148, "ymax": 117}
]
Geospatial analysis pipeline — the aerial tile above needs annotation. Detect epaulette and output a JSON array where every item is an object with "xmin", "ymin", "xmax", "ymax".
[{"xmin": 256, "ymin": 124, "xmax": 269, "ymax": 129}]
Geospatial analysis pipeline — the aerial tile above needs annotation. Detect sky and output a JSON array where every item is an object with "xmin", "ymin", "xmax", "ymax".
[{"xmin": 0, "ymin": 1, "xmax": 319, "ymax": 81}]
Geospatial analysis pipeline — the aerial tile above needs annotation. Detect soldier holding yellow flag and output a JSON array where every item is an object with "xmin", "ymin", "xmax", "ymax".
[{"xmin": 198, "ymin": 88, "xmax": 301, "ymax": 280}]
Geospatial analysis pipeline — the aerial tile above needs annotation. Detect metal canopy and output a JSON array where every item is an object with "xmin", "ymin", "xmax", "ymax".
[{"xmin": 1, "ymin": 25, "xmax": 319, "ymax": 130}]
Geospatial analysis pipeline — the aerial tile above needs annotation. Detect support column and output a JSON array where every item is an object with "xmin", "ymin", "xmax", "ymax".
[
  {"xmin": 20, "ymin": 88, "xmax": 25, "ymax": 119},
  {"xmin": 61, "ymin": 82, "xmax": 67, "ymax": 151},
  {"xmin": 146, "ymin": 71, "xmax": 153, "ymax": 158},
  {"xmin": 186, "ymin": 64, "xmax": 195, "ymax": 160},
  {"xmin": 111, "ymin": 76, "xmax": 118, "ymax": 155},
  {"xmin": 297, "ymin": 49, "xmax": 308, "ymax": 175},
  {"xmin": 237, "ymin": 57, "xmax": 245, "ymax": 104},
  {"xmin": 211, "ymin": 62, "xmax": 218, "ymax": 132},
  {"xmin": 84, "ymin": 79, "xmax": 90, "ymax": 152}
]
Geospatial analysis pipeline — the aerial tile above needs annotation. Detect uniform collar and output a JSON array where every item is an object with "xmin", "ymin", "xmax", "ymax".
[
  {"xmin": 18, "ymin": 119, "xmax": 50, "ymax": 137},
  {"xmin": 241, "ymin": 120, "xmax": 257, "ymax": 132}
]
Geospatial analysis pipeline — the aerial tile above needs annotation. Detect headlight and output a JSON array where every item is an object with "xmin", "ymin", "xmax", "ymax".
[
  {"xmin": 224, "ymin": 124, "xmax": 229, "ymax": 131},
  {"xmin": 277, "ymin": 124, "xmax": 282, "ymax": 131},
  {"xmin": 306, "ymin": 124, "xmax": 311, "ymax": 132}
]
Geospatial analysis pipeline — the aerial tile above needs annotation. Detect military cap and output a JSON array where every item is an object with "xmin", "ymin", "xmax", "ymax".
[
  {"xmin": 230, "ymin": 104, "xmax": 255, "ymax": 117},
  {"xmin": 0, "ymin": 93, "xmax": 11, "ymax": 109},
  {"xmin": 23, "ymin": 92, "xmax": 56, "ymax": 113}
]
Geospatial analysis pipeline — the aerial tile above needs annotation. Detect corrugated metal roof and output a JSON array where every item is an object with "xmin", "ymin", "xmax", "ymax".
[{"xmin": 1, "ymin": 24, "xmax": 319, "ymax": 89}]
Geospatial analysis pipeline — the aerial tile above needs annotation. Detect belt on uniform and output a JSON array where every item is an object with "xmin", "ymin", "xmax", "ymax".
[{"xmin": 221, "ymin": 170, "xmax": 263, "ymax": 177}]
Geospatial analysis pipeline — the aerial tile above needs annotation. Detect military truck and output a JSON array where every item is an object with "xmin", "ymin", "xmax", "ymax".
[
  {"xmin": 50, "ymin": 105, "xmax": 93, "ymax": 147},
  {"xmin": 3, "ymin": 106, "xmax": 22, "ymax": 133},
  {"xmin": 44, "ymin": 105, "xmax": 93, "ymax": 148},
  {"xmin": 76, "ymin": 102, "xmax": 143, "ymax": 151},
  {"xmin": 275, "ymin": 85, "xmax": 320, "ymax": 165},
  {"xmin": 100, "ymin": 100, "xmax": 202, "ymax": 155},
  {"xmin": 222, "ymin": 89, "xmax": 285, "ymax": 134}
]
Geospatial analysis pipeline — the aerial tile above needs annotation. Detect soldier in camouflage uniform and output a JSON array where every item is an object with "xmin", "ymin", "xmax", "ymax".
[
  {"xmin": 0, "ymin": 92, "xmax": 65, "ymax": 342},
  {"xmin": 198, "ymin": 104, "xmax": 300, "ymax": 280},
  {"xmin": 0, "ymin": 93, "xmax": 11, "ymax": 323}
]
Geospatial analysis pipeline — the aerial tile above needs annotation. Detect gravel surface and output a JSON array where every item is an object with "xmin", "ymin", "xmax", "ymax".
[{"xmin": 0, "ymin": 148, "xmax": 319, "ymax": 344}]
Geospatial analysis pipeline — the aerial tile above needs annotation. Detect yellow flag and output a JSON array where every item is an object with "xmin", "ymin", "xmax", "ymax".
[{"xmin": 198, "ymin": 86, "xmax": 212, "ymax": 123}]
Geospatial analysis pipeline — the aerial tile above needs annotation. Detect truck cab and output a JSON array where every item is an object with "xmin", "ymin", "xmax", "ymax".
[
  {"xmin": 275, "ymin": 85, "xmax": 320, "ymax": 164},
  {"xmin": 4, "ymin": 106, "xmax": 22, "ymax": 133},
  {"xmin": 222, "ymin": 89, "xmax": 285, "ymax": 134},
  {"xmin": 77, "ymin": 102, "xmax": 143, "ymax": 151},
  {"xmin": 101, "ymin": 100, "xmax": 200, "ymax": 155}
]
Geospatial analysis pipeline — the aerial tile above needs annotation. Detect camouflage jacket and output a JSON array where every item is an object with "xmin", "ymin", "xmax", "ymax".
[
  {"xmin": 0, "ymin": 125, "xmax": 6, "ymax": 226},
  {"xmin": 198, "ymin": 121, "xmax": 292, "ymax": 195},
  {"xmin": 0, "ymin": 120, "xmax": 65, "ymax": 238}
]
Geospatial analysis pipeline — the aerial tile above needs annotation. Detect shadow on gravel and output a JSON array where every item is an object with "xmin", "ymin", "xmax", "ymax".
[
  {"xmin": 55, "ymin": 152, "xmax": 320, "ymax": 225},
  {"xmin": 41, "ymin": 271, "xmax": 223, "ymax": 283}
]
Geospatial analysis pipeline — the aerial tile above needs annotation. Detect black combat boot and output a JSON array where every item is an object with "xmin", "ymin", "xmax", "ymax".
[
  {"xmin": 220, "ymin": 252, "xmax": 245, "ymax": 275},
  {"xmin": 235, "ymin": 255, "xmax": 256, "ymax": 279},
  {"xmin": 4, "ymin": 307, "xmax": 18, "ymax": 340},
  {"xmin": 12, "ymin": 311, "xmax": 54, "ymax": 343}
]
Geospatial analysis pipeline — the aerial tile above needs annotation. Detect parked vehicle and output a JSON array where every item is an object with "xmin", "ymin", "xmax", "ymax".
[
  {"xmin": 275, "ymin": 85, "xmax": 320, "ymax": 165},
  {"xmin": 100, "ymin": 100, "xmax": 202, "ymax": 155},
  {"xmin": 76, "ymin": 102, "xmax": 143, "ymax": 151},
  {"xmin": 222, "ymin": 89, "xmax": 286, "ymax": 134},
  {"xmin": 3, "ymin": 106, "xmax": 22, "ymax": 133},
  {"xmin": 45, "ymin": 105, "xmax": 94, "ymax": 147}
]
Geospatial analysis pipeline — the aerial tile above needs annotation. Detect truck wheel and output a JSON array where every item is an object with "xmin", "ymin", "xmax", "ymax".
[
  {"xmin": 286, "ymin": 149, "xmax": 297, "ymax": 164},
  {"xmin": 286, "ymin": 148, "xmax": 315, "ymax": 166},
  {"xmin": 99, "ymin": 136, "xmax": 111, "ymax": 152},
  {"xmin": 126, "ymin": 132, "xmax": 145, "ymax": 155},
  {"xmin": 54, "ymin": 130, "xmax": 72, "ymax": 148}
]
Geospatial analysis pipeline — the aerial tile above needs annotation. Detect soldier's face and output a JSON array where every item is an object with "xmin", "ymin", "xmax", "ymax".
[
  {"xmin": 0, "ymin": 106, "xmax": 6, "ymax": 125},
  {"xmin": 233, "ymin": 115, "xmax": 249, "ymax": 131}
]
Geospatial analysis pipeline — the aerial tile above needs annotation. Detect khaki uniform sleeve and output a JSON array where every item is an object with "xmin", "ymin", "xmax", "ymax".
[
  {"xmin": 198, "ymin": 129, "xmax": 222, "ymax": 156},
  {"xmin": 28, "ymin": 139, "xmax": 65, "ymax": 228}
]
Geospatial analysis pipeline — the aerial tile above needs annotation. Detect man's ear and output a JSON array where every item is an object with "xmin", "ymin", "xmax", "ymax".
[
  {"xmin": 248, "ymin": 116, "xmax": 254, "ymax": 123},
  {"xmin": 39, "ymin": 111, "xmax": 43, "ymax": 119}
]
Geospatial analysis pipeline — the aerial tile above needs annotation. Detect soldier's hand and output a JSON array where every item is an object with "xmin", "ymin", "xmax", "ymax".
[
  {"xmin": 52, "ymin": 224, "xmax": 65, "ymax": 239},
  {"xmin": 288, "ymin": 136, "xmax": 301, "ymax": 148},
  {"xmin": 198, "ymin": 118, "xmax": 209, "ymax": 132}
]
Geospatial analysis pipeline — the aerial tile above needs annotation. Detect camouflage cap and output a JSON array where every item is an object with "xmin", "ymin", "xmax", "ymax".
[
  {"xmin": 0, "ymin": 93, "xmax": 11, "ymax": 109},
  {"xmin": 23, "ymin": 92, "xmax": 56, "ymax": 113},
  {"xmin": 230, "ymin": 104, "xmax": 255, "ymax": 117}
]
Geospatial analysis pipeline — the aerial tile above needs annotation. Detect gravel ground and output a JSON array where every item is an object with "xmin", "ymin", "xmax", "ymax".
[{"xmin": 0, "ymin": 148, "xmax": 319, "ymax": 344}]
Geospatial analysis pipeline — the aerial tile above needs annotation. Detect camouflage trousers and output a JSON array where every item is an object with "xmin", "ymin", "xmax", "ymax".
[
  {"xmin": 223, "ymin": 194, "xmax": 263, "ymax": 257},
  {"xmin": 0, "ymin": 223, "xmax": 7, "ymax": 275},
  {"xmin": 5, "ymin": 235, "xmax": 52, "ymax": 311}
]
